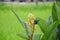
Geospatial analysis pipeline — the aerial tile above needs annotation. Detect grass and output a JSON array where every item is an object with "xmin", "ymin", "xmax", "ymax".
[{"xmin": 0, "ymin": 3, "xmax": 52, "ymax": 40}]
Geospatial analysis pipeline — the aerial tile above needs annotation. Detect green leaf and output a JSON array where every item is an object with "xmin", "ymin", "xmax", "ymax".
[
  {"xmin": 48, "ymin": 16, "xmax": 52, "ymax": 25},
  {"xmin": 52, "ymin": 1, "xmax": 60, "ymax": 32},
  {"xmin": 52, "ymin": 2, "xmax": 58, "ymax": 22},
  {"xmin": 11, "ymin": 10, "xmax": 30, "ymax": 38},
  {"xmin": 41, "ymin": 21, "xmax": 59, "ymax": 40},
  {"xmin": 17, "ymin": 33, "xmax": 28, "ymax": 39},
  {"xmin": 38, "ymin": 18, "xmax": 48, "ymax": 33},
  {"xmin": 33, "ymin": 34, "xmax": 40, "ymax": 40},
  {"xmin": 48, "ymin": 30, "xmax": 57, "ymax": 40}
]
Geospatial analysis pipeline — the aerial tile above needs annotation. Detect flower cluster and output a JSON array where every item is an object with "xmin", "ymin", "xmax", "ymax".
[{"xmin": 27, "ymin": 13, "xmax": 35, "ymax": 33}]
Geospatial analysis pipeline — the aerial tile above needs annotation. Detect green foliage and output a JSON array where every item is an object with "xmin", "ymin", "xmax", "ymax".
[
  {"xmin": 17, "ymin": 33, "xmax": 28, "ymax": 39},
  {"xmin": 1, "ymin": 2, "xmax": 60, "ymax": 40},
  {"xmin": 37, "ymin": 17, "xmax": 60, "ymax": 40},
  {"xmin": 41, "ymin": 21, "xmax": 59, "ymax": 40},
  {"xmin": 38, "ymin": 1, "xmax": 60, "ymax": 40},
  {"xmin": 11, "ymin": 10, "xmax": 30, "ymax": 40},
  {"xmin": 11, "ymin": 9, "xmax": 41, "ymax": 40},
  {"xmin": 33, "ymin": 34, "xmax": 40, "ymax": 40},
  {"xmin": 38, "ymin": 18, "xmax": 48, "ymax": 33},
  {"xmin": 11, "ymin": 1, "xmax": 60, "ymax": 40},
  {"xmin": 52, "ymin": 1, "xmax": 60, "ymax": 30},
  {"xmin": 52, "ymin": 2, "xmax": 58, "ymax": 22},
  {"xmin": 52, "ymin": 1, "xmax": 60, "ymax": 40},
  {"xmin": 12, "ymin": 9, "xmax": 60, "ymax": 40},
  {"xmin": 0, "ymin": 3, "xmax": 52, "ymax": 40}
]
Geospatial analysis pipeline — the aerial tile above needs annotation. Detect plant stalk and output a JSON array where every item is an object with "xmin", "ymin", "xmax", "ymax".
[{"xmin": 30, "ymin": 24, "xmax": 35, "ymax": 40}]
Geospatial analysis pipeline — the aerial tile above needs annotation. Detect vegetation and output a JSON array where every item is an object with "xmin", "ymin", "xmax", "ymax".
[
  {"xmin": 1, "ymin": 2, "xmax": 59, "ymax": 40},
  {"xmin": 11, "ymin": 1, "xmax": 60, "ymax": 40}
]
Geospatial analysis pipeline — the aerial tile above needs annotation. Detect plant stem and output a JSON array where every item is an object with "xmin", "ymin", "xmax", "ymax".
[{"xmin": 30, "ymin": 24, "xmax": 35, "ymax": 40}]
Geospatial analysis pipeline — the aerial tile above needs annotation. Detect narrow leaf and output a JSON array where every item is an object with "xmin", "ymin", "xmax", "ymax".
[
  {"xmin": 52, "ymin": 2, "xmax": 58, "ymax": 22},
  {"xmin": 48, "ymin": 16, "xmax": 52, "ymax": 25},
  {"xmin": 11, "ymin": 10, "xmax": 30, "ymax": 37},
  {"xmin": 52, "ymin": 1, "xmax": 60, "ymax": 31},
  {"xmin": 41, "ymin": 21, "xmax": 59, "ymax": 40},
  {"xmin": 38, "ymin": 18, "xmax": 48, "ymax": 33},
  {"xmin": 17, "ymin": 33, "xmax": 28, "ymax": 39},
  {"xmin": 33, "ymin": 34, "xmax": 40, "ymax": 40}
]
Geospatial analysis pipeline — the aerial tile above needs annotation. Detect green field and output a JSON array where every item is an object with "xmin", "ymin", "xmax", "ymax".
[{"xmin": 0, "ymin": 3, "xmax": 52, "ymax": 40}]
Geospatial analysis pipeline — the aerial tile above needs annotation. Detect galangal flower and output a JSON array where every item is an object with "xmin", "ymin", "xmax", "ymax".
[
  {"xmin": 27, "ymin": 13, "xmax": 35, "ymax": 32},
  {"xmin": 27, "ymin": 13, "xmax": 35, "ymax": 40}
]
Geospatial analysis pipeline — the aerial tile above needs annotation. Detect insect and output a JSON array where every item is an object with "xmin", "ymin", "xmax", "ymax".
[{"xmin": 34, "ymin": 20, "xmax": 39, "ymax": 24}]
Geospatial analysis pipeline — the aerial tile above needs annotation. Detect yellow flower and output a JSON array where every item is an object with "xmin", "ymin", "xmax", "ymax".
[{"xmin": 27, "ymin": 13, "xmax": 35, "ymax": 33}]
